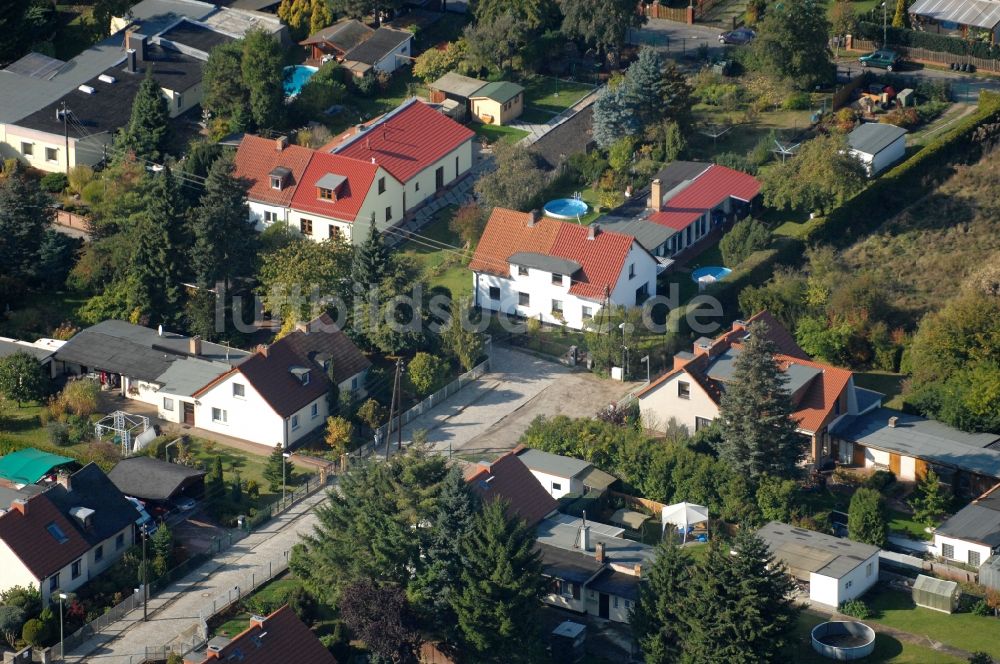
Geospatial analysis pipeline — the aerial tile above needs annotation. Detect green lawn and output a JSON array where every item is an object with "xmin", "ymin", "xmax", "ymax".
[
  {"xmin": 0, "ymin": 291, "xmax": 87, "ymax": 340},
  {"xmin": 864, "ymin": 586, "xmax": 1000, "ymax": 658},
  {"xmin": 184, "ymin": 436, "xmax": 309, "ymax": 509},
  {"xmin": 399, "ymin": 206, "xmax": 472, "ymax": 300},
  {"xmin": 472, "ymin": 122, "xmax": 529, "ymax": 144},
  {"xmin": 888, "ymin": 510, "xmax": 933, "ymax": 541},
  {"xmin": 790, "ymin": 612, "xmax": 964, "ymax": 664},
  {"xmin": 53, "ymin": 5, "xmax": 100, "ymax": 61},
  {"xmin": 521, "ymin": 76, "xmax": 595, "ymax": 114},
  {"xmin": 855, "ymin": 371, "xmax": 907, "ymax": 410},
  {"xmin": 213, "ymin": 577, "xmax": 302, "ymax": 637},
  {"xmin": 519, "ymin": 106, "xmax": 559, "ymax": 124}
]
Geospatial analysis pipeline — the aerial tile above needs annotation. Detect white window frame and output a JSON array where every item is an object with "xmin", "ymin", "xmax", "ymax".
[
  {"xmin": 45, "ymin": 147, "xmax": 59, "ymax": 163},
  {"xmin": 212, "ymin": 407, "xmax": 228, "ymax": 424},
  {"xmin": 233, "ymin": 383, "xmax": 246, "ymax": 399},
  {"xmin": 291, "ymin": 414, "xmax": 300, "ymax": 430},
  {"xmin": 311, "ymin": 403, "xmax": 319, "ymax": 418},
  {"xmin": 21, "ymin": 142, "xmax": 33, "ymax": 157},
  {"xmin": 163, "ymin": 397, "xmax": 174, "ymax": 412},
  {"xmin": 263, "ymin": 210, "xmax": 278, "ymax": 223}
]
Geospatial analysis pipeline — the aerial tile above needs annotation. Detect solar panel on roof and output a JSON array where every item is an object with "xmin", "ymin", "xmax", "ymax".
[{"xmin": 5, "ymin": 52, "xmax": 66, "ymax": 80}]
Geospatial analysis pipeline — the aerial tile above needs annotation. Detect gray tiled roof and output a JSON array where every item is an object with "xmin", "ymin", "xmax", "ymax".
[
  {"xmin": 833, "ymin": 407, "xmax": 1000, "ymax": 478},
  {"xmin": 848, "ymin": 123, "xmax": 908, "ymax": 157},
  {"xmin": 757, "ymin": 521, "xmax": 879, "ymax": 580},
  {"xmin": 108, "ymin": 456, "xmax": 207, "ymax": 501},
  {"xmin": 936, "ymin": 502, "xmax": 1000, "ymax": 547},
  {"xmin": 516, "ymin": 448, "xmax": 591, "ymax": 479},
  {"xmin": 430, "ymin": 72, "xmax": 486, "ymax": 99},
  {"xmin": 536, "ymin": 515, "xmax": 654, "ymax": 568},
  {"xmin": 343, "ymin": 27, "xmax": 411, "ymax": 66},
  {"xmin": 598, "ymin": 217, "xmax": 676, "ymax": 252}
]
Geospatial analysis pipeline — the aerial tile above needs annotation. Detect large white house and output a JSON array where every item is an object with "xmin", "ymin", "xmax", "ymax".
[
  {"xmin": 234, "ymin": 99, "xmax": 475, "ymax": 244},
  {"xmin": 469, "ymin": 208, "xmax": 659, "ymax": 330},
  {"xmin": 53, "ymin": 315, "xmax": 370, "ymax": 449}
]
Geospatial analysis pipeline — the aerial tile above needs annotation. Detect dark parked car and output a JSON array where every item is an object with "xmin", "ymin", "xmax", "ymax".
[
  {"xmin": 719, "ymin": 27, "xmax": 756, "ymax": 45},
  {"xmin": 859, "ymin": 49, "xmax": 901, "ymax": 71}
]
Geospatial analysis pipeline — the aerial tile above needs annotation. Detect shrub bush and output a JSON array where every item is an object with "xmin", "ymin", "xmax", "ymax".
[
  {"xmin": 972, "ymin": 599, "xmax": 991, "ymax": 616},
  {"xmin": 783, "ymin": 91, "xmax": 811, "ymax": 110},
  {"xmin": 839, "ymin": 599, "xmax": 871, "ymax": 619},
  {"xmin": 864, "ymin": 469, "xmax": 896, "ymax": 491},
  {"xmin": 21, "ymin": 618, "xmax": 43, "ymax": 647},
  {"xmin": 856, "ymin": 21, "xmax": 1000, "ymax": 59},
  {"xmin": 47, "ymin": 422, "xmax": 70, "ymax": 447},
  {"xmin": 40, "ymin": 172, "xmax": 68, "ymax": 193}
]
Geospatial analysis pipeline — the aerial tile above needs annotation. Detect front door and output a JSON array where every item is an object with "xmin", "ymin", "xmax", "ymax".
[
  {"xmin": 182, "ymin": 402, "xmax": 194, "ymax": 426},
  {"xmin": 435, "ymin": 166, "xmax": 444, "ymax": 191},
  {"xmin": 598, "ymin": 593, "xmax": 609, "ymax": 619}
]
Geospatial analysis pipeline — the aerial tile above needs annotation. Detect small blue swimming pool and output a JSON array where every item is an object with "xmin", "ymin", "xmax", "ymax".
[
  {"xmin": 544, "ymin": 198, "xmax": 589, "ymax": 219},
  {"xmin": 284, "ymin": 65, "xmax": 318, "ymax": 98},
  {"xmin": 691, "ymin": 266, "xmax": 732, "ymax": 283}
]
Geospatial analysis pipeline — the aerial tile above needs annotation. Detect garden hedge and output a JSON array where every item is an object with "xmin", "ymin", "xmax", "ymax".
[
  {"xmin": 855, "ymin": 21, "xmax": 1000, "ymax": 60},
  {"xmin": 805, "ymin": 90, "xmax": 1000, "ymax": 248}
]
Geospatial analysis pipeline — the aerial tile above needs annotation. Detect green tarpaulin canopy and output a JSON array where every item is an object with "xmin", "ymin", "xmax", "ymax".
[{"xmin": 0, "ymin": 448, "xmax": 75, "ymax": 485}]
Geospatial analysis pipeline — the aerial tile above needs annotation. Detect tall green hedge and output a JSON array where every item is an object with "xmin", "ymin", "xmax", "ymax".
[
  {"xmin": 855, "ymin": 21, "xmax": 1000, "ymax": 60},
  {"xmin": 805, "ymin": 90, "xmax": 1000, "ymax": 247}
]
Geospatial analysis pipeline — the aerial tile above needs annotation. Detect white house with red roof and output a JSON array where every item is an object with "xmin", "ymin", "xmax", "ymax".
[
  {"xmin": 234, "ymin": 99, "xmax": 474, "ymax": 244},
  {"xmin": 635, "ymin": 312, "xmax": 882, "ymax": 464},
  {"xmin": 602, "ymin": 161, "xmax": 761, "ymax": 261},
  {"xmin": 469, "ymin": 208, "xmax": 658, "ymax": 330}
]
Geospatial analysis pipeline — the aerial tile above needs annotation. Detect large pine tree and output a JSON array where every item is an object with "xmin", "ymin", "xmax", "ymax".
[
  {"xmin": 190, "ymin": 154, "xmax": 257, "ymax": 338},
  {"xmin": 631, "ymin": 539, "xmax": 692, "ymax": 663},
  {"xmin": 0, "ymin": 175, "xmax": 51, "ymax": 290},
  {"xmin": 449, "ymin": 499, "xmax": 545, "ymax": 662},
  {"xmin": 118, "ymin": 69, "xmax": 171, "ymax": 162},
  {"xmin": 679, "ymin": 532, "xmax": 798, "ymax": 663},
  {"xmin": 412, "ymin": 467, "xmax": 480, "ymax": 637},
  {"xmin": 351, "ymin": 221, "xmax": 390, "ymax": 292},
  {"xmin": 716, "ymin": 321, "xmax": 806, "ymax": 479},
  {"xmin": 129, "ymin": 168, "xmax": 187, "ymax": 327},
  {"xmin": 241, "ymin": 30, "xmax": 285, "ymax": 130}
]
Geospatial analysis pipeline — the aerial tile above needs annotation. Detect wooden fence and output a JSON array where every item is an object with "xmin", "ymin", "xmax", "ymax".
[
  {"xmin": 642, "ymin": 1, "xmax": 693, "ymax": 24},
  {"xmin": 53, "ymin": 209, "xmax": 90, "ymax": 234},
  {"xmin": 609, "ymin": 489, "xmax": 667, "ymax": 516},
  {"xmin": 832, "ymin": 72, "xmax": 869, "ymax": 110},
  {"xmin": 850, "ymin": 36, "xmax": 1000, "ymax": 73}
]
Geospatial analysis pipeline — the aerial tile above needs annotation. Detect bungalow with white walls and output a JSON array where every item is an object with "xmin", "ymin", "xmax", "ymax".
[
  {"xmin": 933, "ymin": 489, "xmax": 1000, "ymax": 569},
  {"xmin": 514, "ymin": 447, "xmax": 617, "ymax": 499},
  {"xmin": 757, "ymin": 521, "xmax": 880, "ymax": 607},
  {"xmin": 469, "ymin": 208, "xmax": 658, "ymax": 330},
  {"xmin": 340, "ymin": 26, "xmax": 413, "ymax": 76},
  {"xmin": 52, "ymin": 316, "xmax": 369, "ymax": 450}
]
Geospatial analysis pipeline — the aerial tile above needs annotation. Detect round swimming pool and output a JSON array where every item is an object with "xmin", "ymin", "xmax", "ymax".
[
  {"xmin": 691, "ymin": 266, "xmax": 733, "ymax": 283},
  {"xmin": 811, "ymin": 621, "xmax": 876, "ymax": 660},
  {"xmin": 283, "ymin": 65, "xmax": 318, "ymax": 98},
  {"xmin": 544, "ymin": 198, "xmax": 589, "ymax": 220}
]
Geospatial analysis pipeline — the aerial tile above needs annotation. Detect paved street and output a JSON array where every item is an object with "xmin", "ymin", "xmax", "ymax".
[{"xmin": 64, "ymin": 489, "xmax": 328, "ymax": 664}]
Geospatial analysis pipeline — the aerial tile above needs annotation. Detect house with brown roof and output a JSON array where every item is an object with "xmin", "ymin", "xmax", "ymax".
[
  {"xmin": 184, "ymin": 605, "xmax": 336, "ymax": 664},
  {"xmin": 191, "ymin": 313, "xmax": 370, "ymax": 449},
  {"xmin": 466, "ymin": 451, "xmax": 559, "ymax": 527},
  {"xmin": 299, "ymin": 19, "xmax": 374, "ymax": 63},
  {"xmin": 635, "ymin": 312, "xmax": 879, "ymax": 464},
  {"xmin": 469, "ymin": 208, "xmax": 658, "ymax": 330},
  {"xmin": 233, "ymin": 99, "xmax": 474, "ymax": 244},
  {"xmin": 54, "ymin": 315, "xmax": 369, "ymax": 449}
]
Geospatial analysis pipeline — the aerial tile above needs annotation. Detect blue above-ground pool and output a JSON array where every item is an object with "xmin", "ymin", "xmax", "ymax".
[
  {"xmin": 691, "ymin": 266, "xmax": 733, "ymax": 283},
  {"xmin": 544, "ymin": 198, "xmax": 589, "ymax": 220},
  {"xmin": 283, "ymin": 65, "xmax": 318, "ymax": 98}
]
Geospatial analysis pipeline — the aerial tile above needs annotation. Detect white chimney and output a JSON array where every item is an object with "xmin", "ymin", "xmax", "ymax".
[
  {"xmin": 888, "ymin": 416, "xmax": 899, "ymax": 428},
  {"xmin": 577, "ymin": 524, "xmax": 590, "ymax": 551},
  {"xmin": 650, "ymin": 178, "xmax": 662, "ymax": 211}
]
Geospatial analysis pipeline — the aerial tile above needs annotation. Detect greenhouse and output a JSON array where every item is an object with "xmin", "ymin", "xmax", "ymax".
[{"xmin": 912, "ymin": 574, "xmax": 960, "ymax": 614}]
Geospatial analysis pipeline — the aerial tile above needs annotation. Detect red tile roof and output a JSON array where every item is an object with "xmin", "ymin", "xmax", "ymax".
[
  {"xmin": 0, "ymin": 494, "xmax": 90, "ymax": 581},
  {"xmin": 469, "ymin": 208, "xmax": 639, "ymax": 302},
  {"xmin": 466, "ymin": 452, "xmax": 558, "ymax": 527},
  {"xmin": 648, "ymin": 164, "xmax": 761, "ymax": 232},
  {"xmin": 289, "ymin": 151, "xmax": 381, "ymax": 222},
  {"xmin": 233, "ymin": 135, "xmax": 315, "ymax": 207},
  {"xmin": 635, "ymin": 310, "xmax": 852, "ymax": 433},
  {"xmin": 328, "ymin": 99, "xmax": 474, "ymax": 183},
  {"xmin": 198, "ymin": 605, "xmax": 337, "ymax": 664}
]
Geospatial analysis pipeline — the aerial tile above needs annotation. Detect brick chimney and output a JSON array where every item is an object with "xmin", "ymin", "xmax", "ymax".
[
  {"xmin": 189, "ymin": 335, "xmax": 202, "ymax": 356},
  {"xmin": 257, "ymin": 344, "xmax": 269, "ymax": 358},
  {"xmin": 56, "ymin": 470, "xmax": 72, "ymax": 491},
  {"xmin": 588, "ymin": 223, "xmax": 600, "ymax": 240},
  {"xmin": 595, "ymin": 541, "xmax": 606, "ymax": 564},
  {"xmin": 650, "ymin": 178, "xmax": 662, "ymax": 211},
  {"xmin": 275, "ymin": 136, "xmax": 288, "ymax": 152},
  {"xmin": 10, "ymin": 499, "xmax": 27, "ymax": 515},
  {"xmin": 527, "ymin": 210, "xmax": 538, "ymax": 228},
  {"xmin": 249, "ymin": 614, "xmax": 268, "ymax": 630}
]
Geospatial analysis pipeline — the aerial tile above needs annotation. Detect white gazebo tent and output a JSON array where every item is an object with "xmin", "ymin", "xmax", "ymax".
[{"xmin": 662, "ymin": 501, "xmax": 709, "ymax": 542}]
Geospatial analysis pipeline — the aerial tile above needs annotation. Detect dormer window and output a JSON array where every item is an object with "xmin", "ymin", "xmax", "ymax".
[
  {"xmin": 269, "ymin": 166, "xmax": 291, "ymax": 191},
  {"xmin": 290, "ymin": 366, "xmax": 311, "ymax": 386},
  {"xmin": 315, "ymin": 173, "xmax": 347, "ymax": 202}
]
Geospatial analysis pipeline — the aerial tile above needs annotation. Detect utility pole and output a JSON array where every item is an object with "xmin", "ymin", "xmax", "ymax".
[
  {"xmin": 395, "ymin": 359, "xmax": 404, "ymax": 453},
  {"xmin": 60, "ymin": 101, "xmax": 70, "ymax": 176},
  {"xmin": 386, "ymin": 359, "xmax": 401, "ymax": 460},
  {"xmin": 141, "ymin": 524, "xmax": 149, "ymax": 622}
]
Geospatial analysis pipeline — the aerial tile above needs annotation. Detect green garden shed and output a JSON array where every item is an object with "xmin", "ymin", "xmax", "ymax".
[{"xmin": 912, "ymin": 574, "xmax": 960, "ymax": 614}]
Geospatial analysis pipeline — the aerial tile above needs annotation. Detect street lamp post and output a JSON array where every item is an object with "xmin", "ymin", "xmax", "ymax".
[
  {"xmin": 59, "ymin": 592, "xmax": 67, "ymax": 662},
  {"xmin": 640, "ymin": 355, "xmax": 650, "ymax": 384},
  {"xmin": 281, "ymin": 451, "xmax": 290, "ymax": 503},
  {"xmin": 618, "ymin": 322, "xmax": 629, "ymax": 378},
  {"xmin": 141, "ymin": 524, "xmax": 149, "ymax": 622},
  {"xmin": 881, "ymin": 2, "xmax": 888, "ymax": 46}
]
